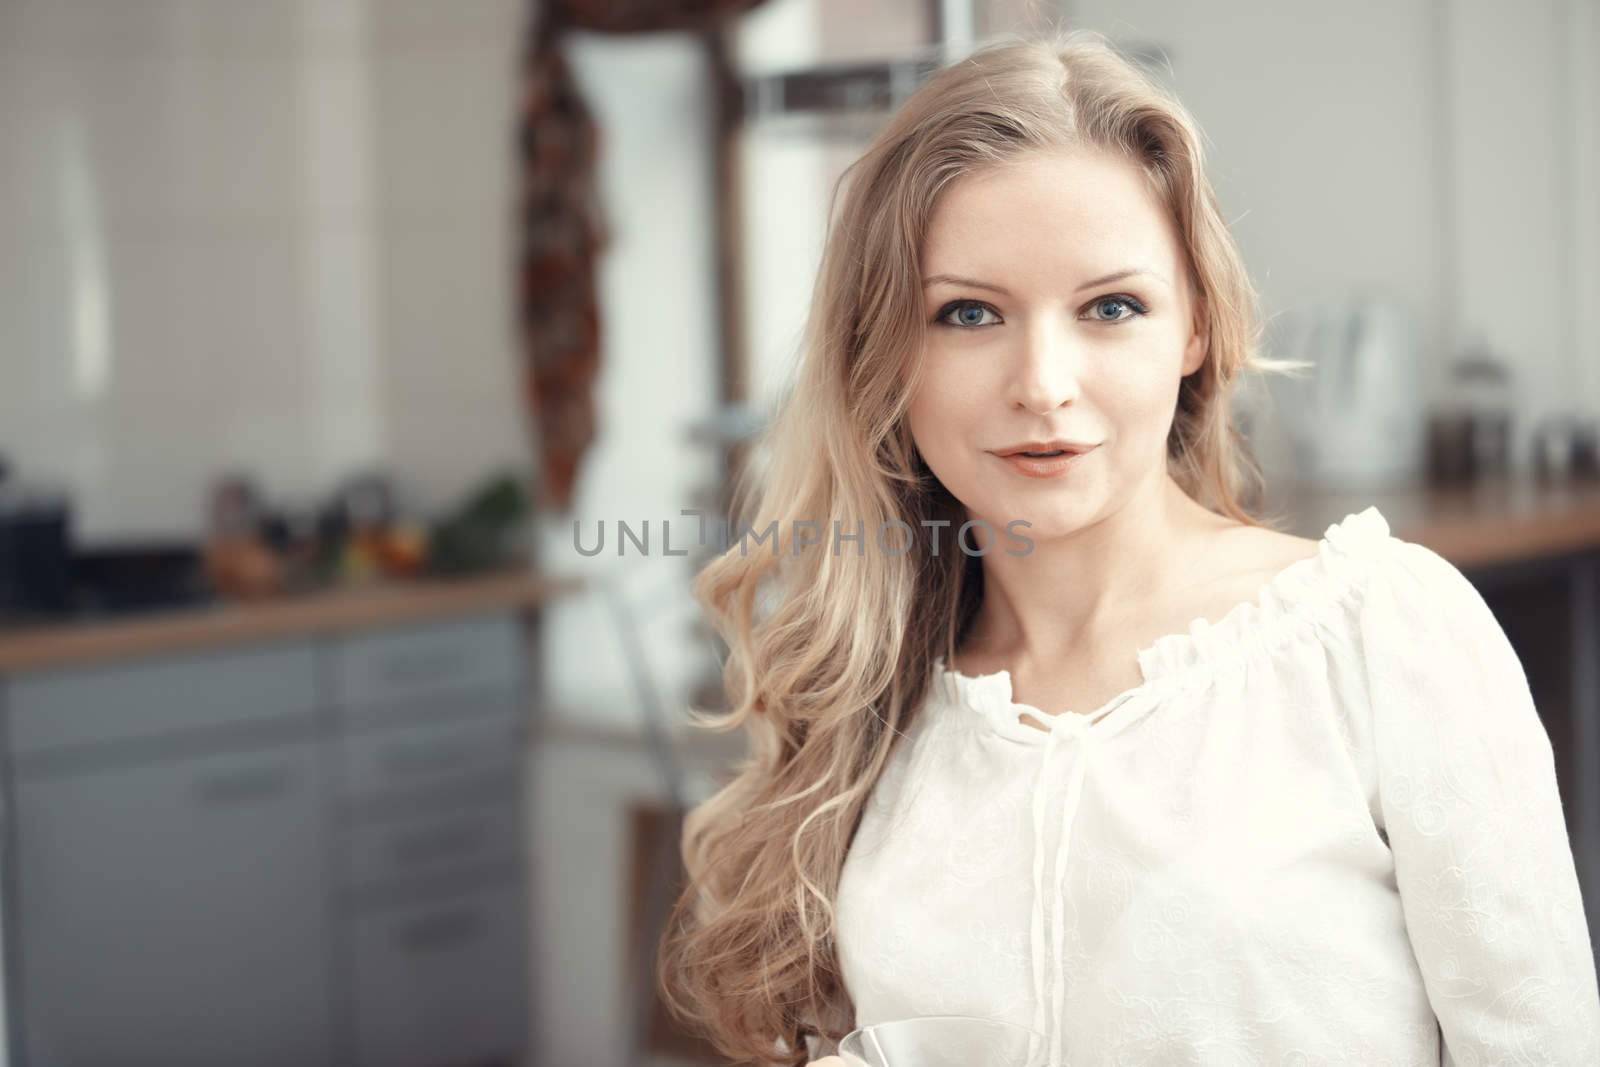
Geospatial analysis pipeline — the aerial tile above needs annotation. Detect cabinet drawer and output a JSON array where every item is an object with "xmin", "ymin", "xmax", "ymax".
[
  {"xmin": 350, "ymin": 887, "xmax": 528, "ymax": 1067},
  {"xmin": 340, "ymin": 710, "xmax": 523, "ymax": 801},
  {"xmin": 331, "ymin": 614, "xmax": 522, "ymax": 711},
  {"xmin": 5, "ymin": 641, "xmax": 317, "ymax": 756},
  {"xmin": 14, "ymin": 742, "xmax": 332, "ymax": 1066},
  {"xmin": 345, "ymin": 806, "xmax": 522, "ymax": 889}
]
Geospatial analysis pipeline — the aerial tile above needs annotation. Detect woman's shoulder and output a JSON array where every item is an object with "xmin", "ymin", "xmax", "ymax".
[
  {"xmin": 1209, "ymin": 521, "xmax": 1325, "ymax": 590},
  {"xmin": 1347, "ymin": 523, "xmax": 1509, "ymax": 650},
  {"xmin": 1171, "ymin": 500, "xmax": 1333, "ymax": 597},
  {"xmin": 1276, "ymin": 506, "xmax": 1513, "ymax": 673},
  {"xmin": 1167, "ymin": 505, "xmax": 1504, "ymax": 672},
  {"xmin": 1225, "ymin": 508, "xmax": 1478, "ymax": 623},
  {"xmin": 1158, "ymin": 515, "xmax": 1337, "ymax": 636}
]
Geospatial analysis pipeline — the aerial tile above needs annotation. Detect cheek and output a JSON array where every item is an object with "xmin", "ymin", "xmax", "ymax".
[
  {"xmin": 1099, "ymin": 355, "xmax": 1179, "ymax": 418},
  {"xmin": 911, "ymin": 345, "xmax": 996, "ymax": 414},
  {"xmin": 908, "ymin": 361, "xmax": 983, "ymax": 441},
  {"xmin": 905, "ymin": 389, "xmax": 945, "ymax": 466},
  {"xmin": 907, "ymin": 392, "xmax": 973, "ymax": 491}
]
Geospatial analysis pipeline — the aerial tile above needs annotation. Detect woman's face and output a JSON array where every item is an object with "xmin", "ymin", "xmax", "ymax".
[{"xmin": 907, "ymin": 146, "xmax": 1208, "ymax": 543}]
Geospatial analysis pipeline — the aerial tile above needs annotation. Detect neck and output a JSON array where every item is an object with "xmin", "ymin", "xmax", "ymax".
[{"xmin": 960, "ymin": 472, "xmax": 1219, "ymax": 668}]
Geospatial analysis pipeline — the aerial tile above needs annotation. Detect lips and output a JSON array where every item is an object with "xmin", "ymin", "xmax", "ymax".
[
  {"xmin": 993, "ymin": 440, "xmax": 1097, "ymax": 458},
  {"xmin": 993, "ymin": 445, "xmax": 1097, "ymax": 479}
]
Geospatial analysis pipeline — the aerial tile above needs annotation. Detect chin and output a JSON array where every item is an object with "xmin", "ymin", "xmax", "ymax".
[
  {"xmin": 959, "ymin": 499, "xmax": 1087, "ymax": 554},
  {"xmin": 1002, "ymin": 514, "xmax": 1085, "ymax": 549}
]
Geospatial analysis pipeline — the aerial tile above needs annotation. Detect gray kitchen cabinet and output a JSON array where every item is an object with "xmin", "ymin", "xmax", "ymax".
[
  {"xmin": 338, "ymin": 701, "xmax": 523, "ymax": 801},
  {"xmin": 344, "ymin": 805, "xmax": 523, "ymax": 892},
  {"xmin": 328, "ymin": 619, "xmax": 531, "ymax": 1067},
  {"xmin": 331, "ymin": 614, "xmax": 524, "ymax": 723},
  {"xmin": 5, "ymin": 643, "xmax": 318, "ymax": 755},
  {"xmin": 349, "ymin": 885, "xmax": 528, "ymax": 1067},
  {"xmin": 1, "ymin": 606, "xmax": 534, "ymax": 1067},
  {"xmin": 11, "ymin": 741, "xmax": 332, "ymax": 1067}
]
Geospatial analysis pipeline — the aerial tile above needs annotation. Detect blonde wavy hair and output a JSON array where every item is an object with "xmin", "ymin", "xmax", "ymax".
[{"xmin": 657, "ymin": 28, "xmax": 1306, "ymax": 1066}]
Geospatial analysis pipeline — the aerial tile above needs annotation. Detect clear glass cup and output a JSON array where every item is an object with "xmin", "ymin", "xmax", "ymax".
[{"xmin": 837, "ymin": 1014, "xmax": 1050, "ymax": 1067}]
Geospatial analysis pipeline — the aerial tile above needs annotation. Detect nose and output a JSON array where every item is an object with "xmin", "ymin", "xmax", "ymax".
[{"xmin": 1008, "ymin": 316, "xmax": 1083, "ymax": 415}]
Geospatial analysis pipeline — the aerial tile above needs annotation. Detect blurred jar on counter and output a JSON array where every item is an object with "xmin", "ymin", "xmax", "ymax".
[
  {"xmin": 1427, "ymin": 338, "xmax": 1514, "ymax": 487},
  {"xmin": 202, "ymin": 474, "xmax": 284, "ymax": 599},
  {"xmin": 1532, "ymin": 412, "xmax": 1600, "ymax": 485}
]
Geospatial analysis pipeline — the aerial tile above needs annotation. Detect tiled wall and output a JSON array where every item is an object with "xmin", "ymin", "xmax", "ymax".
[{"xmin": 0, "ymin": 0, "xmax": 531, "ymax": 544}]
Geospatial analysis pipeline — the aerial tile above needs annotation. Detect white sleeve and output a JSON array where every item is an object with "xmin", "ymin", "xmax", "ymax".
[{"xmin": 1358, "ymin": 539, "xmax": 1600, "ymax": 1061}]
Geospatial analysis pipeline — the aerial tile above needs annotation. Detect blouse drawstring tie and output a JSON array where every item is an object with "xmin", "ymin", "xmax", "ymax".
[{"xmin": 1020, "ymin": 691, "xmax": 1158, "ymax": 1067}]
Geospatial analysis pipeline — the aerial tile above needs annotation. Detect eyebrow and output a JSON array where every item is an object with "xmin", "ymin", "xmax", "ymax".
[{"xmin": 920, "ymin": 267, "xmax": 1168, "ymax": 295}]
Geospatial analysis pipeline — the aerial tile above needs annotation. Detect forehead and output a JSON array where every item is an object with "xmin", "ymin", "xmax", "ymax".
[{"xmin": 921, "ymin": 147, "xmax": 1180, "ymax": 277}]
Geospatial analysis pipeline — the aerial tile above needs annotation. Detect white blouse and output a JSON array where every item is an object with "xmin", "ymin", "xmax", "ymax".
[{"xmin": 833, "ymin": 506, "xmax": 1600, "ymax": 1065}]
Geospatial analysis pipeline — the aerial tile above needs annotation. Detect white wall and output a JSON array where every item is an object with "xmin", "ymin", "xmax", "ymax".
[
  {"xmin": 0, "ymin": 0, "xmax": 530, "ymax": 544},
  {"xmin": 1574, "ymin": 0, "xmax": 1600, "ymax": 408},
  {"xmin": 739, "ymin": 0, "xmax": 841, "ymax": 413},
  {"xmin": 364, "ymin": 1, "xmax": 534, "ymax": 511},
  {"xmin": 1443, "ymin": 0, "xmax": 1585, "ymax": 430}
]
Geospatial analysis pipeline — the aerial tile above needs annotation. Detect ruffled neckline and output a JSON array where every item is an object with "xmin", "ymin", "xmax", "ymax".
[{"xmin": 933, "ymin": 505, "xmax": 1393, "ymax": 733}]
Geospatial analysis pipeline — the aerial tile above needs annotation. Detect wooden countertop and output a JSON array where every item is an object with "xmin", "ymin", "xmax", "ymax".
[
  {"xmin": 1264, "ymin": 475, "xmax": 1600, "ymax": 570},
  {"xmin": 0, "ymin": 569, "xmax": 585, "ymax": 674}
]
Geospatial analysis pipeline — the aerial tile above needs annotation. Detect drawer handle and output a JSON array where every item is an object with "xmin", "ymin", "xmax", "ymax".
[
  {"xmin": 377, "ymin": 738, "xmax": 485, "ymax": 776},
  {"xmin": 378, "ymin": 647, "xmax": 468, "ymax": 684},
  {"xmin": 387, "ymin": 821, "xmax": 489, "ymax": 866},
  {"xmin": 192, "ymin": 764, "xmax": 295, "ymax": 807},
  {"xmin": 394, "ymin": 908, "xmax": 485, "ymax": 953}
]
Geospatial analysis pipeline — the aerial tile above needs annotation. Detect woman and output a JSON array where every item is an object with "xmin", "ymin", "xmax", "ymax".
[{"xmin": 657, "ymin": 30, "xmax": 1600, "ymax": 1066}]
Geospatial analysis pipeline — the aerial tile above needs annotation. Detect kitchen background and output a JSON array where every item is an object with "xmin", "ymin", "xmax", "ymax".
[{"xmin": 1, "ymin": 1, "xmax": 1598, "ymax": 1066}]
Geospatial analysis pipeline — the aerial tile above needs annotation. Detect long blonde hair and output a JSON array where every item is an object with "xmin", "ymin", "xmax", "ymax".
[{"xmin": 657, "ymin": 29, "xmax": 1304, "ymax": 1065}]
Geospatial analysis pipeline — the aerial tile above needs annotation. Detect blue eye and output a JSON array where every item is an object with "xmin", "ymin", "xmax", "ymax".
[
  {"xmin": 934, "ymin": 301, "xmax": 1001, "ymax": 328},
  {"xmin": 1085, "ymin": 295, "xmax": 1149, "ymax": 322},
  {"xmin": 1088, "ymin": 295, "xmax": 1152, "ymax": 321}
]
